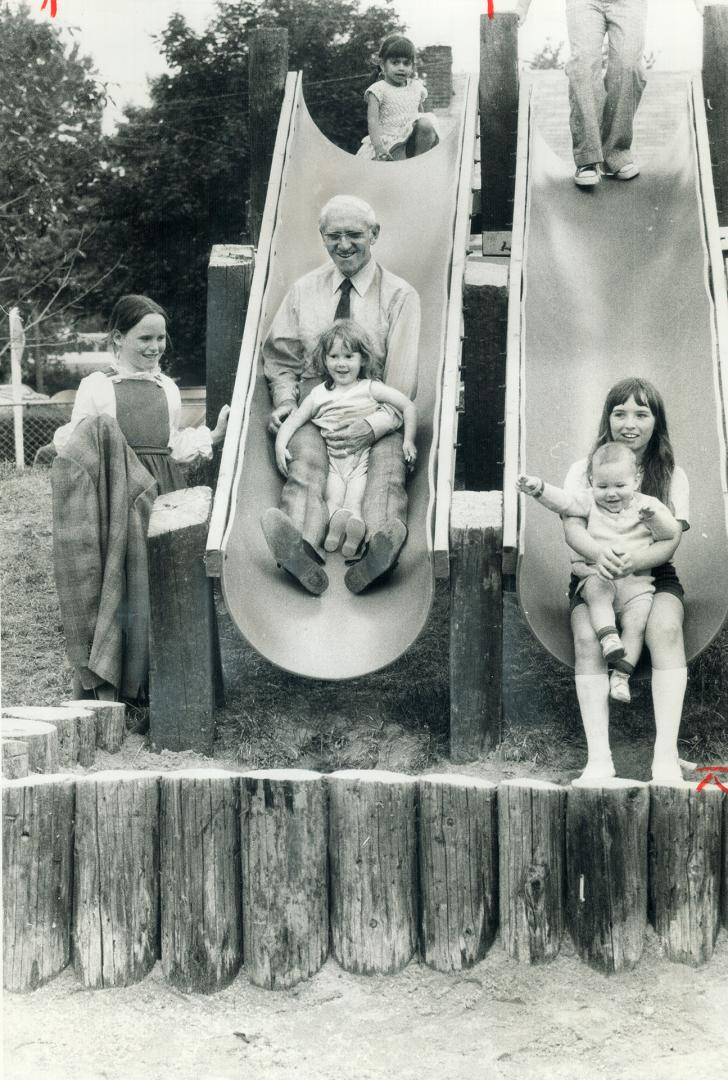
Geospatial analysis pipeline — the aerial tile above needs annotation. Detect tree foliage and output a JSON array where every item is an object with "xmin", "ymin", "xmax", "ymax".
[
  {"xmin": 528, "ymin": 39, "xmax": 565, "ymax": 70},
  {"xmin": 97, "ymin": 0, "xmax": 405, "ymax": 379},
  {"xmin": 0, "ymin": 2, "xmax": 110, "ymax": 372}
]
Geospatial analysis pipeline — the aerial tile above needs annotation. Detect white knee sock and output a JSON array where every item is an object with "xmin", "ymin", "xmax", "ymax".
[
  {"xmin": 651, "ymin": 667, "xmax": 688, "ymax": 783},
  {"xmin": 573, "ymin": 673, "xmax": 615, "ymax": 784}
]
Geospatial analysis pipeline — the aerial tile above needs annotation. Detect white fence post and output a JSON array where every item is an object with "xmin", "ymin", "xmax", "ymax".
[{"xmin": 9, "ymin": 308, "xmax": 25, "ymax": 471}]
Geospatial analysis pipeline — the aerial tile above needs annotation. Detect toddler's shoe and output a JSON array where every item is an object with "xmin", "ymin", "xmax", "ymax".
[
  {"xmin": 344, "ymin": 520, "xmax": 407, "ymax": 594},
  {"xmin": 324, "ymin": 508, "xmax": 352, "ymax": 553},
  {"xmin": 260, "ymin": 508, "xmax": 329, "ymax": 595},
  {"xmin": 598, "ymin": 631, "xmax": 625, "ymax": 662},
  {"xmin": 341, "ymin": 515, "xmax": 366, "ymax": 559},
  {"xmin": 603, "ymin": 161, "xmax": 640, "ymax": 180},
  {"xmin": 609, "ymin": 670, "xmax": 631, "ymax": 703},
  {"xmin": 574, "ymin": 164, "xmax": 600, "ymax": 187}
]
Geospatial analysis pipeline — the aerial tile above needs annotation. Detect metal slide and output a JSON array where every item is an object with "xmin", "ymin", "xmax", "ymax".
[
  {"xmin": 508, "ymin": 75, "xmax": 728, "ymax": 667},
  {"xmin": 213, "ymin": 75, "xmax": 477, "ymax": 679}
]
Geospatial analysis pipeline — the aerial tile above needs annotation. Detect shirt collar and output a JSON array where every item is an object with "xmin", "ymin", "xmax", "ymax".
[
  {"xmin": 331, "ymin": 257, "xmax": 378, "ymax": 298},
  {"xmin": 109, "ymin": 362, "xmax": 164, "ymax": 385}
]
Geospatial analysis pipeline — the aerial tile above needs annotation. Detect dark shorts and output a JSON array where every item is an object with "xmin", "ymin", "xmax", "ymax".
[{"xmin": 568, "ymin": 562, "xmax": 684, "ymax": 614}]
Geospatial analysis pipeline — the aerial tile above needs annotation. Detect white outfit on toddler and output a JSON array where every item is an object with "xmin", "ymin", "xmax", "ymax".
[{"xmin": 357, "ymin": 78, "xmax": 438, "ymax": 159}]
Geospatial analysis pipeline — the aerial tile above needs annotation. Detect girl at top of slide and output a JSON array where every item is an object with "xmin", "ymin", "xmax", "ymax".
[{"xmin": 356, "ymin": 33, "xmax": 439, "ymax": 162}]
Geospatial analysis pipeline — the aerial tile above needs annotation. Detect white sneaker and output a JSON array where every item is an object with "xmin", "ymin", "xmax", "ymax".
[{"xmin": 604, "ymin": 162, "xmax": 640, "ymax": 180}]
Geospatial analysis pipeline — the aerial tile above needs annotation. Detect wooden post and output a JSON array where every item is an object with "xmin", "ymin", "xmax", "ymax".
[
  {"xmin": 240, "ymin": 770, "xmax": 328, "ymax": 989},
  {"xmin": 3, "ymin": 705, "xmax": 93, "ymax": 769},
  {"xmin": 2, "ymin": 740, "xmax": 29, "ymax": 780},
  {"xmin": 327, "ymin": 770, "xmax": 418, "ymax": 975},
  {"xmin": 461, "ymin": 257, "xmax": 509, "ymax": 490},
  {"xmin": 566, "ymin": 780, "xmax": 649, "ymax": 974},
  {"xmin": 73, "ymin": 771, "xmax": 160, "ymax": 988},
  {"xmin": 1, "ymin": 715, "xmax": 59, "ymax": 774},
  {"xmin": 3, "ymin": 775, "xmax": 75, "ymax": 992},
  {"xmin": 420, "ymin": 45, "xmax": 453, "ymax": 108},
  {"xmin": 479, "ymin": 14, "xmax": 519, "ymax": 232},
  {"xmin": 160, "ymin": 770, "xmax": 242, "ymax": 993},
  {"xmin": 9, "ymin": 307, "xmax": 25, "ymax": 471},
  {"xmin": 148, "ymin": 487, "xmax": 220, "ymax": 755},
  {"xmin": 449, "ymin": 491, "xmax": 503, "ymax": 762},
  {"xmin": 62, "ymin": 699, "xmax": 126, "ymax": 753},
  {"xmin": 498, "ymin": 779, "xmax": 566, "ymax": 964},
  {"xmin": 248, "ymin": 28, "xmax": 289, "ymax": 245},
  {"xmin": 648, "ymin": 782, "xmax": 722, "ymax": 965},
  {"xmin": 206, "ymin": 244, "xmax": 255, "ymax": 430},
  {"xmin": 703, "ymin": 6, "xmax": 728, "ymax": 225},
  {"xmin": 418, "ymin": 774, "xmax": 498, "ymax": 972}
]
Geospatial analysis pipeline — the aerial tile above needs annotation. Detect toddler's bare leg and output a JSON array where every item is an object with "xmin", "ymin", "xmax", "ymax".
[
  {"xmin": 609, "ymin": 595, "xmax": 652, "ymax": 703},
  {"xmin": 582, "ymin": 577, "xmax": 625, "ymax": 661},
  {"xmin": 618, "ymin": 595, "xmax": 652, "ymax": 669},
  {"xmin": 325, "ymin": 469, "xmax": 346, "ymax": 519}
]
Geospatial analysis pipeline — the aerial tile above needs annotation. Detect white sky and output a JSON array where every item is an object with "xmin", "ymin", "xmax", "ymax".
[{"xmin": 23, "ymin": 0, "xmax": 727, "ymax": 130}]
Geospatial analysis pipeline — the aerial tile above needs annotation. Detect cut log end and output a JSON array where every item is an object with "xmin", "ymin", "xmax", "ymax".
[{"xmin": 148, "ymin": 485, "xmax": 212, "ymax": 538}]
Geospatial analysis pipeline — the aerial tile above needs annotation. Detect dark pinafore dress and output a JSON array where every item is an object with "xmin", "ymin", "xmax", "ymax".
[{"xmin": 113, "ymin": 378, "xmax": 186, "ymax": 496}]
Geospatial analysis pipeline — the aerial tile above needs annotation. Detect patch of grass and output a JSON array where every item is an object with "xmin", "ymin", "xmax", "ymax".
[{"xmin": 0, "ymin": 462, "xmax": 70, "ymax": 706}]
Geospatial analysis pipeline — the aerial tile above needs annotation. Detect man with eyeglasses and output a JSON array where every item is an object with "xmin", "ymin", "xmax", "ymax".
[{"xmin": 261, "ymin": 194, "xmax": 421, "ymax": 594}]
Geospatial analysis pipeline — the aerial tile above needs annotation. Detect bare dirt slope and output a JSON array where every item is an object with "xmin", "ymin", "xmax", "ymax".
[{"xmin": 4, "ymin": 933, "xmax": 727, "ymax": 1080}]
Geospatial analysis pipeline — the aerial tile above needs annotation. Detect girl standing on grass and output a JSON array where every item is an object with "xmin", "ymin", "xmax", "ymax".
[
  {"xmin": 52, "ymin": 294, "xmax": 229, "ymax": 703},
  {"xmin": 266, "ymin": 319, "xmax": 416, "ymax": 583},
  {"xmin": 560, "ymin": 378, "xmax": 689, "ymax": 786},
  {"xmin": 357, "ymin": 34, "xmax": 439, "ymax": 162}
]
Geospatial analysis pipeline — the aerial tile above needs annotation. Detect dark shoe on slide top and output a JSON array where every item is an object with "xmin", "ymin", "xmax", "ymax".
[
  {"xmin": 324, "ymin": 508, "xmax": 352, "ymax": 553},
  {"xmin": 341, "ymin": 515, "xmax": 366, "ymax": 559},
  {"xmin": 603, "ymin": 161, "xmax": 639, "ymax": 180},
  {"xmin": 574, "ymin": 164, "xmax": 600, "ymax": 187},
  {"xmin": 344, "ymin": 520, "xmax": 407, "ymax": 594},
  {"xmin": 260, "ymin": 508, "xmax": 329, "ymax": 595}
]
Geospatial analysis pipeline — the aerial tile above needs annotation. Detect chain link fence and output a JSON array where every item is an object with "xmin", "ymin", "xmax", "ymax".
[{"xmin": 0, "ymin": 402, "xmax": 72, "ymax": 467}]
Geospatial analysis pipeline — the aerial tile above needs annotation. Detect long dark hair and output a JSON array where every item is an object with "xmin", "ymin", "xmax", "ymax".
[
  {"xmin": 107, "ymin": 294, "xmax": 169, "ymax": 350},
  {"xmin": 312, "ymin": 319, "xmax": 379, "ymax": 389},
  {"xmin": 590, "ymin": 377, "xmax": 674, "ymax": 504}
]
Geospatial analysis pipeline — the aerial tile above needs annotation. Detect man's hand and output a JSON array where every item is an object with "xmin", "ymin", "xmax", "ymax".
[
  {"xmin": 325, "ymin": 419, "xmax": 375, "ymax": 457},
  {"xmin": 268, "ymin": 402, "xmax": 295, "ymax": 435}
]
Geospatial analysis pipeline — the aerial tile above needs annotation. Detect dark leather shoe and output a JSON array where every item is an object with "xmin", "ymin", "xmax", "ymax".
[
  {"xmin": 344, "ymin": 520, "xmax": 407, "ymax": 594},
  {"xmin": 260, "ymin": 508, "xmax": 329, "ymax": 595}
]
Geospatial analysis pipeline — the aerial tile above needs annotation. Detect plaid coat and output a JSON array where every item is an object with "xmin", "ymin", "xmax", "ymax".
[{"xmin": 52, "ymin": 415, "xmax": 158, "ymax": 698}]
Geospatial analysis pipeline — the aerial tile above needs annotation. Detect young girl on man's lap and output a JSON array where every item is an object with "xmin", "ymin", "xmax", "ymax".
[
  {"xmin": 518, "ymin": 441, "xmax": 680, "ymax": 704},
  {"xmin": 274, "ymin": 319, "xmax": 417, "ymax": 558}
]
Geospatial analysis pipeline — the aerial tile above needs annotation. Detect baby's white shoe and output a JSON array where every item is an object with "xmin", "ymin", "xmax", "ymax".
[{"xmin": 609, "ymin": 670, "xmax": 631, "ymax": 703}]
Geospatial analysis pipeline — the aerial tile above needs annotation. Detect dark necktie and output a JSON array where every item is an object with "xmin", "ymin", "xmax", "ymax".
[{"xmin": 334, "ymin": 277, "xmax": 353, "ymax": 321}]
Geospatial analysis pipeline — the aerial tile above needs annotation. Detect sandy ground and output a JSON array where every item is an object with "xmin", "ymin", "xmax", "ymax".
[{"xmin": 4, "ymin": 932, "xmax": 727, "ymax": 1080}]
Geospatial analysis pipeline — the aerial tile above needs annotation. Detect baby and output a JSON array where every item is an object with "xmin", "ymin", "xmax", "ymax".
[{"xmin": 518, "ymin": 442, "xmax": 680, "ymax": 702}]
